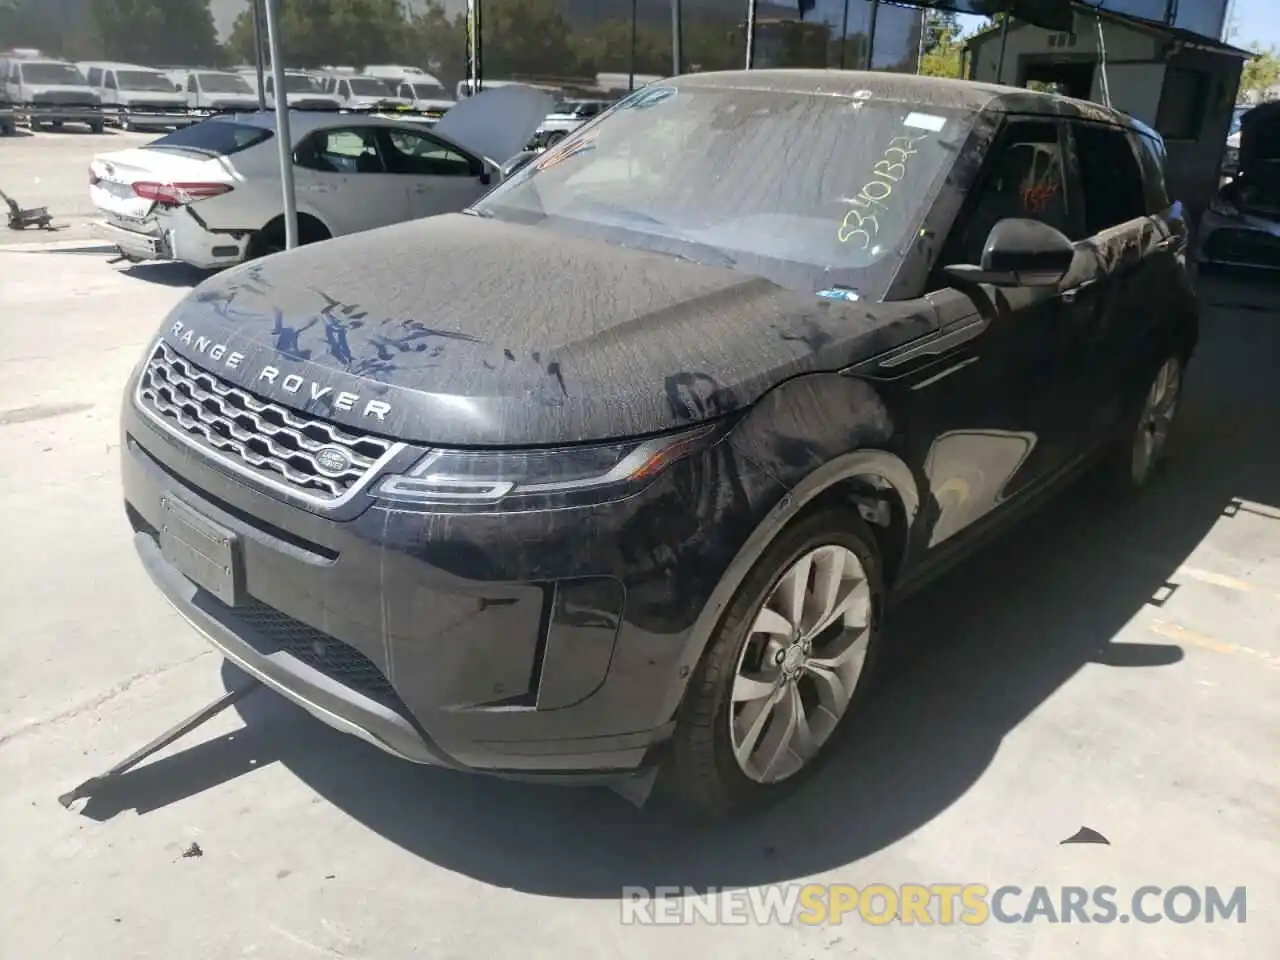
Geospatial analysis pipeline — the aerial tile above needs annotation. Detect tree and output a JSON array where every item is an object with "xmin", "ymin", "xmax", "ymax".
[
  {"xmin": 401, "ymin": 0, "xmax": 468, "ymax": 87},
  {"xmin": 90, "ymin": 0, "xmax": 222, "ymax": 66},
  {"xmin": 472, "ymin": 0, "xmax": 590, "ymax": 80},
  {"xmin": 1239, "ymin": 46, "xmax": 1280, "ymax": 103},
  {"xmin": 918, "ymin": 12, "xmax": 963, "ymax": 79},
  {"xmin": 226, "ymin": 0, "xmax": 408, "ymax": 69}
]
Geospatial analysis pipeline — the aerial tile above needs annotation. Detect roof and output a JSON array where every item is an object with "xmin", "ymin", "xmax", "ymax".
[
  {"xmin": 965, "ymin": 3, "xmax": 1252, "ymax": 59},
  {"xmin": 671, "ymin": 69, "xmax": 1137, "ymax": 125}
]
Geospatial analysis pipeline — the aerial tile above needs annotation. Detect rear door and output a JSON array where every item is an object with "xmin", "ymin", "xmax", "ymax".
[
  {"xmin": 292, "ymin": 125, "xmax": 410, "ymax": 235},
  {"xmin": 892, "ymin": 116, "xmax": 1089, "ymax": 556},
  {"xmin": 1062, "ymin": 119, "xmax": 1182, "ymax": 448},
  {"xmin": 375, "ymin": 125, "xmax": 490, "ymax": 218}
]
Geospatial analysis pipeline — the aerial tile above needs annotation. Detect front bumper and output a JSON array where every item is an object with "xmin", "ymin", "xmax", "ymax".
[
  {"xmin": 120, "ymin": 377, "xmax": 776, "ymax": 779},
  {"xmin": 119, "ymin": 108, "xmax": 197, "ymax": 128},
  {"xmin": 24, "ymin": 105, "xmax": 102, "ymax": 124}
]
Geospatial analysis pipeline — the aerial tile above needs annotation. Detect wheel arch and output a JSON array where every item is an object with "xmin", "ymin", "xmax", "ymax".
[
  {"xmin": 662, "ymin": 448, "xmax": 919, "ymax": 724},
  {"xmin": 257, "ymin": 209, "xmax": 333, "ymax": 244}
]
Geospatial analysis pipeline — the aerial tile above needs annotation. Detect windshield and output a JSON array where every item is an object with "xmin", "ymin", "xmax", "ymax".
[
  {"xmin": 198, "ymin": 72, "xmax": 253, "ymax": 94},
  {"xmin": 268, "ymin": 74, "xmax": 322, "ymax": 94},
  {"xmin": 1230, "ymin": 107, "xmax": 1247, "ymax": 136},
  {"xmin": 411, "ymin": 82, "xmax": 448, "ymax": 99},
  {"xmin": 475, "ymin": 84, "xmax": 968, "ymax": 298},
  {"xmin": 348, "ymin": 77, "xmax": 391, "ymax": 96},
  {"xmin": 116, "ymin": 70, "xmax": 177, "ymax": 92},
  {"xmin": 19, "ymin": 62, "xmax": 86, "ymax": 85}
]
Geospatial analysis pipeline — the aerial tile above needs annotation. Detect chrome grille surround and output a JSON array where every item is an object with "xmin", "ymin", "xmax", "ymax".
[{"xmin": 135, "ymin": 340, "xmax": 404, "ymax": 504}]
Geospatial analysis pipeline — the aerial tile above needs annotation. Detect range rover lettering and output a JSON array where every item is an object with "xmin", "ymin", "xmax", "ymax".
[{"xmin": 121, "ymin": 71, "xmax": 1198, "ymax": 820}]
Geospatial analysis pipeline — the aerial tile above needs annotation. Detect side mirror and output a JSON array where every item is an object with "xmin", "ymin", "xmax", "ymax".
[
  {"xmin": 499, "ymin": 150, "xmax": 538, "ymax": 180},
  {"xmin": 944, "ymin": 218, "xmax": 1075, "ymax": 288}
]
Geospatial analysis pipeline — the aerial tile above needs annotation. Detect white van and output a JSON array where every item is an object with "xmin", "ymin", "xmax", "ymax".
[
  {"xmin": 236, "ymin": 69, "xmax": 341, "ymax": 110},
  {"xmin": 2, "ymin": 57, "xmax": 103, "ymax": 132},
  {"xmin": 78, "ymin": 61, "xmax": 191, "ymax": 130},
  {"xmin": 165, "ymin": 68, "xmax": 260, "ymax": 114}
]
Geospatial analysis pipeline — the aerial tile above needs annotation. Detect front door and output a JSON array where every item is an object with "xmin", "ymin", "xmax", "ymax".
[
  {"xmin": 375, "ymin": 126, "xmax": 490, "ymax": 219},
  {"xmin": 892, "ymin": 117, "xmax": 1094, "ymax": 558},
  {"xmin": 292, "ymin": 126, "xmax": 410, "ymax": 236}
]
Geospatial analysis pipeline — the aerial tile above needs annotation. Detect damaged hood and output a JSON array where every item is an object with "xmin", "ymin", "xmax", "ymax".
[{"xmin": 159, "ymin": 214, "xmax": 934, "ymax": 446}]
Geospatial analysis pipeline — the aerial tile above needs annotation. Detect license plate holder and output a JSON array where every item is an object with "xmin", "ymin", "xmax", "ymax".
[{"xmin": 159, "ymin": 496, "xmax": 243, "ymax": 606}]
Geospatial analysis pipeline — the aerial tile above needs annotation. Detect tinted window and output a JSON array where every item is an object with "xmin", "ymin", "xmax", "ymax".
[
  {"xmin": 296, "ymin": 128, "xmax": 384, "ymax": 173},
  {"xmin": 1072, "ymin": 122, "xmax": 1146, "ymax": 234},
  {"xmin": 105, "ymin": 72, "xmax": 118, "ymax": 90},
  {"xmin": 116, "ymin": 70, "xmax": 176, "ymax": 92},
  {"xmin": 86, "ymin": 67, "xmax": 102, "ymax": 86},
  {"xmin": 197, "ymin": 72, "xmax": 252, "ymax": 94},
  {"xmin": 148, "ymin": 120, "xmax": 272, "ymax": 156},
  {"xmin": 475, "ymin": 85, "xmax": 969, "ymax": 298},
  {"xmin": 941, "ymin": 119, "xmax": 1073, "ymax": 267},
  {"xmin": 383, "ymin": 129, "xmax": 476, "ymax": 176},
  {"xmin": 1155, "ymin": 69, "xmax": 1208, "ymax": 141},
  {"xmin": 348, "ymin": 77, "xmax": 390, "ymax": 96}
]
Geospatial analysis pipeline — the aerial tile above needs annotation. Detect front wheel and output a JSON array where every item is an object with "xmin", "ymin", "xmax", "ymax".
[
  {"xmin": 1101, "ymin": 354, "xmax": 1184, "ymax": 494},
  {"xmin": 660, "ymin": 508, "xmax": 883, "ymax": 821}
]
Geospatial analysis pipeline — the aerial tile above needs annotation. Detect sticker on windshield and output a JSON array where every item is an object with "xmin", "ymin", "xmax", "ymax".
[
  {"xmin": 903, "ymin": 111, "xmax": 947, "ymax": 132},
  {"xmin": 618, "ymin": 86, "xmax": 677, "ymax": 111},
  {"xmin": 817, "ymin": 287, "xmax": 860, "ymax": 302}
]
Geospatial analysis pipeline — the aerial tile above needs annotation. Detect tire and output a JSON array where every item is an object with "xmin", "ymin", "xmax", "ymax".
[
  {"xmin": 1098, "ymin": 354, "xmax": 1185, "ymax": 495},
  {"xmin": 90, "ymin": 122, "xmax": 104, "ymax": 134},
  {"xmin": 247, "ymin": 216, "xmax": 329, "ymax": 261},
  {"xmin": 660, "ymin": 507, "xmax": 885, "ymax": 821},
  {"xmin": 545, "ymin": 131, "xmax": 567, "ymax": 147}
]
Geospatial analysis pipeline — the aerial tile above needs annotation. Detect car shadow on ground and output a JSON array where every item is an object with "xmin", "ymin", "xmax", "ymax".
[
  {"xmin": 76, "ymin": 274, "xmax": 1280, "ymax": 895},
  {"xmin": 118, "ymin": 261, "xmax": 215, "ymax": 287}
]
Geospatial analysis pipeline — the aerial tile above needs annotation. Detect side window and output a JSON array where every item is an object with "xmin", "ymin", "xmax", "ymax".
[
  {"xmin": 296, "ymin": 128, "xmax": 385, "ymax": 174},
  {"xmin": 187, "ymin": 75, "xmax": 198, "ymax": 94},
  {"xmin": 1132, "ymin": 132, "xmax": 1171, "ymax": 214},
  {"xmin": 105, "ymin": 71, "xmax": 118, "ymax": 90},
  {"xmin": 940, "ymin": 120, "xmax": 1072, "ymax": 267},
  {"xmin": 382, "ymin": 128, "xmax": 479, "ymax": 177},
  {"xmin": 87, "ymin": 67, "xmax": 102, "ymax": 86},
  {"xmin": 1071, "ymin": 122, "xmax": 1146, "ymax": 234},
  {"xmin": 338, "ymin": 80, "xmax": 349, "ymax": 98}
]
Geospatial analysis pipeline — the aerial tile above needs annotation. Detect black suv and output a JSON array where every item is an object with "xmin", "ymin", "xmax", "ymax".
[{"xmin": 121, "ymin": 71, "xmax": 1197, "ymax": 820}]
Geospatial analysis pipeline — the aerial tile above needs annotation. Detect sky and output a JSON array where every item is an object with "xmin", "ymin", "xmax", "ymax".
[{"xmin": 1223, "ymin": 0, "xmax": 1278, "ymax": 48}]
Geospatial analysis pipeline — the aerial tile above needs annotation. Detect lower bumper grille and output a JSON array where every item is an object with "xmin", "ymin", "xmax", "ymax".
[{"xmin": 234, "ymin": 599, "xmax": 400, "ymax": 706}]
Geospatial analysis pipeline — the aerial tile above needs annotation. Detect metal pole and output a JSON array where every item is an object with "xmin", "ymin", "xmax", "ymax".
[
  {"xmin": 866, "ymin": 0, "xmax": 879, "ymax": 70},
  {"xmin": 629, "ymin": 0, "xmax": 638, "ymax": 90},
  {"xmin": 744, "ymin": 0, "xmax": 757, "ymax": 68},
  {"xmin": 263, "ymin": 0, "xmax": 297, "ymax": 250},
  {"xmin": 251, "ymin": 0, "xmax": 266, "ymax": 110},
  {"xmin": 996, "ymin": 13, "xmax": 1010, "ymax": 83},
  {"xmin": 839, "ymin": 0, "xmax": 850, "ymax": 69},
  {"xmin": 466, "ymin": 0, "xmax": 481, "ymax": 96},
  {"xmin": 915, "ymin": 4, "xmax": 927, "ymax": 74},
  {"xmin": 671, "ymin": 0, "xmax": 683, "ymax": 75}
]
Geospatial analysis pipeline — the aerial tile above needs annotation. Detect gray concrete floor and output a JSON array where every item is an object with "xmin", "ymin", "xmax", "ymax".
[{"xmin": 0, "ymin": 148, "xmax": 1277, "ymax": 957}]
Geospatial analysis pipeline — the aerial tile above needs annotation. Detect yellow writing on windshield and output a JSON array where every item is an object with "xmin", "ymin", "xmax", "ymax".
[{"xmin": 838, "ymin": 133, "xmax": 930, "ymax": 247}]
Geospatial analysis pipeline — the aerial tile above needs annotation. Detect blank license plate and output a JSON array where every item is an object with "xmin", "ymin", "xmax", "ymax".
[{"xmin": 159, "ymin": 496, "xmax": 242, "ymax": 606}]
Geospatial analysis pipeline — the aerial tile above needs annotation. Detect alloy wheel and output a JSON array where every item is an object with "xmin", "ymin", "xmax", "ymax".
[
  {"xmin": 729, "ymin": 545, "xmax": 873, "ymax": 784},
  {"xmin": 1130, "ymin": 357, "xmax": 1182, "ymax": 485}
]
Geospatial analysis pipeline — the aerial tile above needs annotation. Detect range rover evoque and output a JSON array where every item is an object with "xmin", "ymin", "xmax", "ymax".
[{"xmin": 122, "ymin": 71, "xmax": 1198, "ymax": 819}]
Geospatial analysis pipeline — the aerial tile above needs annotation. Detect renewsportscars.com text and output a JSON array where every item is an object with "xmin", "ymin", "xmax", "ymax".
[{"xmin": 620, "ymin": 884, "xmax": 1247, "ymax": 926}]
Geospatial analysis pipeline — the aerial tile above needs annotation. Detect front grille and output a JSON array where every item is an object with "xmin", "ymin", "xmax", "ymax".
[
  {"xmin": 126, "ymin": 101, "xmax": 182, "ymax": 112},
  {"xmin": 234, "ymin": 599, "xmax": 400, "ymax": 706},
  {"xmin": 33, "ymin": 91, "xmax": 97, "ymax": 105},
  {"xmin": 138, "ymin": 341, "xmax": 393, "ymax": 500},
  {"xmin": 1203, "ymin": 228, "xmax": 1280, "ymax": 269}
]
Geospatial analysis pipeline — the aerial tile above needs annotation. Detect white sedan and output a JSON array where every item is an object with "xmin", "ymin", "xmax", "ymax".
[{"xmin": 88, "ymin": 85, "xmax": 552, "ymax": 269}]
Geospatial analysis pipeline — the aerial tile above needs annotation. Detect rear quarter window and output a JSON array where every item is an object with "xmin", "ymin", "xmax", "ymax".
[
  {"xmin": 149, "ymin": 120, "xmax": 272, "ymax": 156},
  {"xmin": 1133, "ymin": 131, "xmax": 1171, "ymax": 214}
]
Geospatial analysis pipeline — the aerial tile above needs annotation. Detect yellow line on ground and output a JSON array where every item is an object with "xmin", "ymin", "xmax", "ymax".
[{"xmin": 1147, "ymin": 618, "xmax": 1280, "ymax": 668}]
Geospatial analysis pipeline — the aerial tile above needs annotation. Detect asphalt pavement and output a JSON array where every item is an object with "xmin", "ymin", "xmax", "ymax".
[{"xmin": 0, "ymin": 133, "xmax": 1276, "ymax": 959}]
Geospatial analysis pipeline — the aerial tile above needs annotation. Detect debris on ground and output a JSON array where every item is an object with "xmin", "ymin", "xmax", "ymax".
[{"xmin": 180, "ymin": 841, "xmax": 203, "ymax": 859}]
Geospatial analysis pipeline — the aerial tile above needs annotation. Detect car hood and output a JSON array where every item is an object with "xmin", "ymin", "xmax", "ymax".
[
  {"xmin": 21, "ymin": 83, "xmax": 98, "ymax": 99},
  {"xmin": 158, "ymin": 215, "xmax": 934, "ymax": 446},
  {"xmin": 120, "ymin": 90, "xmax": 185, "ymax": 104},
  {"xmin": 431, "ymin": 84, "xmax": 554, "ymax": 163}
]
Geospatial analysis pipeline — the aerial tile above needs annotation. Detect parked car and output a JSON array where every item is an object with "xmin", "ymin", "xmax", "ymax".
[
  {"xmin": 166, "ymin": 68, "xmax": 260, "ymax": 115},
  {"xmin": 119, "ymin": 71, "xmax": 1197, "ymax": 820},
  {"xmin": 2, "ymin": 57, "xmax": 102, "ymax": 132},
  {"xmin": 1220, "ymin": 103, "xmax": 1249, "ymax": 178},
  {"xmin": 238, "ymin": 69, "xmax": 341, "ymax": 111},
  {"xmin": 77, "ymin": 61, "xmax": 192, "ymax": 131},
  {"xmin": 0, "ymin": 100, "xmax": 14, "ymax": 136},
  {"xmin": 326, "ymin": 73, "xmax": 409, "ymax": 110},
  {"xmin": 88, "ymin": 84, "xmax": 552, "ymax": 269},
  {"xmin": 528, "ymin": 98, "xmax": 613, "ymax": 147},
  {"xmin": 394, "ymin": 77, "xmax": 456, "ymax": 122},
  {"xmin": 1197, "ymin": 99, "xmax": 1280, "ymax": 270}
]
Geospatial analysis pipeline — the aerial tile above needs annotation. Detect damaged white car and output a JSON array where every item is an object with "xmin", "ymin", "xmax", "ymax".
[{"xmin": 88, "ymin": 85, "xmax": 552, "ymax": 270}]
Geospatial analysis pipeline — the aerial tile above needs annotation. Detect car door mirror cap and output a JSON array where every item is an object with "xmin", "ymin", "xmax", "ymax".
[{"xmin": 952, "ymin": 217, "xmax": 1075, "ymax": 288}]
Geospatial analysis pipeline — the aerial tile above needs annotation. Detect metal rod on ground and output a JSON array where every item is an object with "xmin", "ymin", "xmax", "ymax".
[
  {"xmin": 251, "ymin": 0, "xmax": 267, "ymax": 110},
  {"xmin": 56, "ymin": 681, "xmax": 260, "ymax": 809},
  {"xmin": 671, "ymin": 0, "xmax": 683, "ymax": 75},
  {"xmin": 996, "ymin": 13, "xmax": 1011, "ymax": 83},
  {"xmin": 866, "ymin": 0, "xmax": 880, "ymax": 70},
  {"xmin": 263, "ymin": 0, "xmax": 297, "ymax": 250},
  {"xmin": 744, "ymin": 0, "xmax": 758, "ymax": 68}
]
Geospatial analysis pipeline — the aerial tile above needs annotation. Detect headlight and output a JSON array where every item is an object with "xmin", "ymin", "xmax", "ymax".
[{"xmin": 373, "ymin": 423, "xmax": 724, "ymax": 512}]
